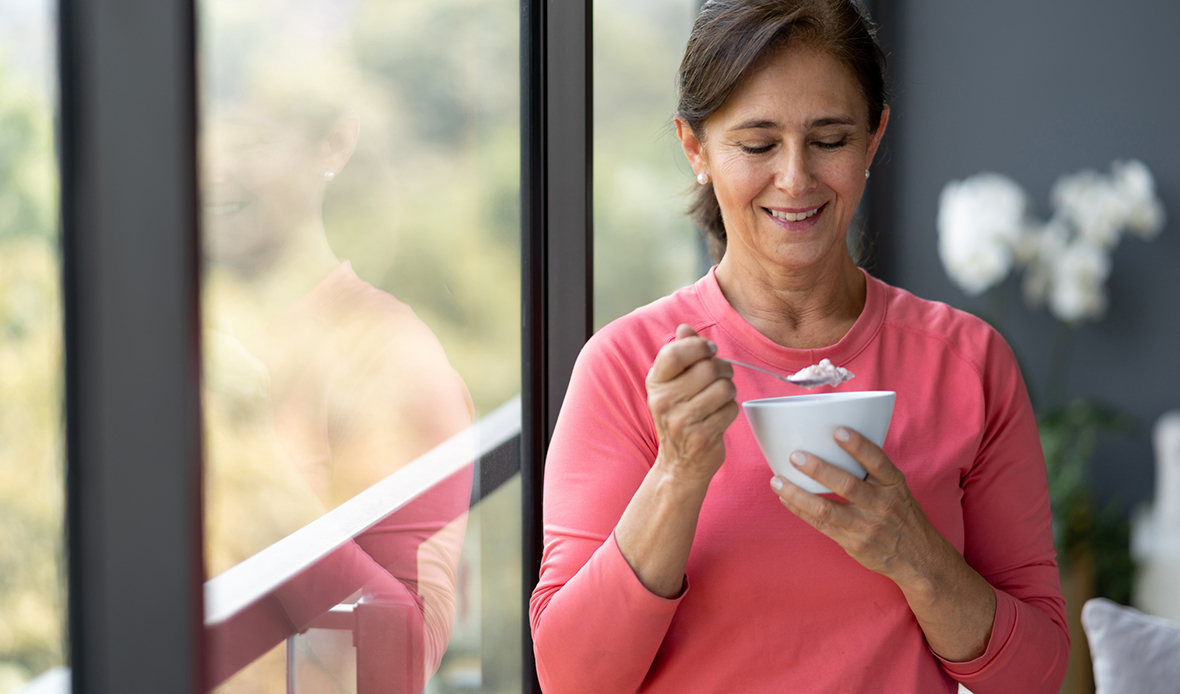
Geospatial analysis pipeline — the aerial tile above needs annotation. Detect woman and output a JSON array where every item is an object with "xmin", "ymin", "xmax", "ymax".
[{"xmin": 529, "ymin": 1, "xmax": 1069, "ymax": 692}]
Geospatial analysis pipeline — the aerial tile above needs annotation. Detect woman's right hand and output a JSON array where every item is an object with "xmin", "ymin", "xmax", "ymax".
[
  {"xmin": 615, "ymin": 324, "xmax": 738, "ymax": 598},
  {"xmin": 645, "ymin": 324, "xmax": 739, "ymax": 485}
]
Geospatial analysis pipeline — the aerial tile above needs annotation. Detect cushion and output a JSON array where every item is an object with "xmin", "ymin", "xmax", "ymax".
[{"xmin": 1082, "ymin": 597, "xmax": 1180, "ymax": 693}]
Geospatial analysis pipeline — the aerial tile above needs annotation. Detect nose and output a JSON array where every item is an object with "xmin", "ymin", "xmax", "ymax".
[{"xmin": 773, "ymin": 144, "xmax": 817, "ymax": 198}]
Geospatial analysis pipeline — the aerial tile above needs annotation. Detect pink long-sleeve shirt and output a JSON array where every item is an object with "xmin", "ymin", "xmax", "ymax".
[{"xmin": 530, "ymin": 268, "xmax": 1069, "ymax": 693}]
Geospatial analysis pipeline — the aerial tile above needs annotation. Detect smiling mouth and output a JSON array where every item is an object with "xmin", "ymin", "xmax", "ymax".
[
  {"xmin": 766, "ymin": 203, "xmax": 824, "ymax": 222},
  {"xmin": 205, "ymin": 201, "xmax": 249, "ymax": 216}
]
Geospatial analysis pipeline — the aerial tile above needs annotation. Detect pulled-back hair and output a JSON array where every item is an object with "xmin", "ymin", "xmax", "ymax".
[{"xmin": 677, "ymin": 0, "xmax": 888, "ymax": 262}]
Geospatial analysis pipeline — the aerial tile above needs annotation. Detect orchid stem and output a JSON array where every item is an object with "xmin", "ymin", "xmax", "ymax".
[
  {"xmin": 985, "ymin": 283, "xmax": 1007, "ymax": 329},
  {"xmin": 1046, "ymin": 320, "xmax": 1075, "ymax": 409}
]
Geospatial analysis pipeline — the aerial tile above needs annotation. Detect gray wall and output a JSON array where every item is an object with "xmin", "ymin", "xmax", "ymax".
[{"xmin": 873, "ymin": 0, "xmax": 1180, "ymax": 511}]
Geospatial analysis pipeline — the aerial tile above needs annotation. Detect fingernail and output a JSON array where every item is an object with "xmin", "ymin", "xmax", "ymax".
[
  {"xmin": 706, "ymin": 340, "xmax": 717, "ymax": 355},
  {"xmin": 835, "ymin": 427, "xmax": 851, "ymax": 442},
  {"xmin": 789, "ymin": 451, "xmax": 806, "ymax": 467},
  {"xmin": 770, "ymin": 476, "xmax": 784, "ymax": 491}
]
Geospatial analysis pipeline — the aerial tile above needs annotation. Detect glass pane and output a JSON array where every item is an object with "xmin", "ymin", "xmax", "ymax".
[
  {"xmin": 197, "ymin": 0, "xmax": 520, "ymax": 690},
  {"xmin": 594, "ymin": 0, "xmax": 703, "ymax": 330},
  {"xmin": 0, "ymin": 1, "xmax": 68, "ymax": 692}
]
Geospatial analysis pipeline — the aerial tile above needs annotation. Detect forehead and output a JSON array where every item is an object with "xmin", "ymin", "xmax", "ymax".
[{"xmin": 712, "ymin": 45, "xmax": 866, "ymax": 130}]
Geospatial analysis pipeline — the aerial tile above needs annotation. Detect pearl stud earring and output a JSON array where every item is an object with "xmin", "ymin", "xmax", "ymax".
[
  {"xmin": 864, "ymin": 169, "xmax": 870, "ymax": 180},
  {"xmin": 324, "ymin": 171, "xmax": 336, "ymax": 181},
  {"xmin": 697, "ymin": 172, "xmax": 709, "ymax": 185}
]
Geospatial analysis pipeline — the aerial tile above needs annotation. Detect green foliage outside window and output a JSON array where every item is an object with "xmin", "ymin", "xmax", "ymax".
[{"xmin": 0, "ymin": 57, "xmax": 65, "ymax": 693}]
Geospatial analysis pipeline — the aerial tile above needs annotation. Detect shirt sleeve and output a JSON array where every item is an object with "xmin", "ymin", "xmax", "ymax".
[
  {"xmin": 529, "ymin": 330, "xmax": 686, "ymax": 694},
  {"xmin": 938, "ymin": 329, "xmax": 1070, "ymax": 692}
]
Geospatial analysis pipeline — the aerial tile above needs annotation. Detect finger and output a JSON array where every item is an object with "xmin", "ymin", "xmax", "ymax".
[
  {"xmin": 679, "ymin": 355, "xmax": 734, "ymax": 394},
  {"xmin": 674, "ymin": 398, "xmax": 740, "ymax": 454},
  {"xmin": 833, "ymin": 427, "xmax": 904, "ymax": 486},
  {"xmin": 650, "ymin": 342, "xmax": 730, "ymax": 407},
  {"xmin": 649, "ymin": 355, "xmax": 733, "ymax": 414},
  {"xmin": 647, "ymin": 326, "xmax": 716, "ymax": 384},
  {"xmin": 771, "ymin": 476, "xmax": 853, "ymax": 538},
  {"xmin": 786, "ymin": 450, "xmax": 871, "ymax": 504},
  {"xmin": 691, "ymin": 379, "xmax": 740, "ymax": 429},
  {"xmin": 659, "ymin": 367, "xmax": 738, "ymax": 430}
]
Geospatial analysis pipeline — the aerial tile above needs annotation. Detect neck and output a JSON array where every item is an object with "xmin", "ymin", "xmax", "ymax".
[
  {"xmin": 714, "ymin": 250, "xmax": 866, "ymax": 350},
  {"xmin": 209, "ymin": 220, "xmax": 340, "ymax": 335}
]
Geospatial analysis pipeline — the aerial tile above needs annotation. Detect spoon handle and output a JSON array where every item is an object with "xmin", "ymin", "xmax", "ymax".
[{"xmin": 717, "ymin": 358, "xmax": 796, "ymax": 385}]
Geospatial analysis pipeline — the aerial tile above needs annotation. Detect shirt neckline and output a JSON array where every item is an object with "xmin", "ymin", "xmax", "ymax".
[{"xmin": 695, "ymin": 265, "xmax": 887, "ymax": 370}]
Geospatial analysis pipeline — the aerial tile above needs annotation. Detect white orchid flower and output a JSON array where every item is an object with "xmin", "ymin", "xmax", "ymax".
[
  {"xmin": 937, "ymin": 172, "xmax": 1029, "ymax": 296},
  {"xmin": 939, "ymin": 159, "xmax": 1164, "ymax": 323},
  {"xmin": 1047, "ymin": 239, "xmax": 1111, "ymax": 324},
  {"xmin": 1022, "ymin": 216, "xmax": 1070, "ymax": 310},
  {"xmin": 1051, "ymin": 168, "xmax": 1126, "ymax": 249},
  {"xmin": 1112, "ymin": 159, "xmax": 1166, "ymax": 241}
]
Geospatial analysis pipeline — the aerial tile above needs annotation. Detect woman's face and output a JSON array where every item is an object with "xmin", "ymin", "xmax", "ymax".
[
  {"xmin": 201, "ymin": 104, "xmax": 329, "ymax": 274},
  {"xmin": 680, "ymin": 45, "xmax": 888, "ymax": 275}
]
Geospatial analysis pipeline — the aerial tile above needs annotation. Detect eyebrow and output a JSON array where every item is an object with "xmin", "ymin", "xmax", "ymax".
[{"xmin": 729, "ymin": 115, "xmax": 857, "ymax": 131}]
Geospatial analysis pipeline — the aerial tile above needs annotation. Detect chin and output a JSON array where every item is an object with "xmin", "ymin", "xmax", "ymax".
[
  {"xmin": 756, "ymin": 239, "xmax": 846, "ymax": 271},
  {"xmin": 206, "ymin": 236, "xmax": 282, "ymax": 279}
]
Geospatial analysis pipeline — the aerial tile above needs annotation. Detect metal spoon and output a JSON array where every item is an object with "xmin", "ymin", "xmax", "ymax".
[{"xmin": 718, "ymin": 358, "xmax": 849, "ymax": 389}]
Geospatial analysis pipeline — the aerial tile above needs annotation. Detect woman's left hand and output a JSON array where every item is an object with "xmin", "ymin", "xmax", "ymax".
[
  {"xmin": 770, "ymin": 426, "xmax": 997, "ymax": 662},
  {"xmin": 770, "ymin": 426, "xmax": 938, "ymax": 580}
]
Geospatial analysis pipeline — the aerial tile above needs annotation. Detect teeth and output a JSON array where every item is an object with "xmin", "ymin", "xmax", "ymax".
[{"xmin": 770, "ymin": 207, "xmax": 820, "ymax": 222}]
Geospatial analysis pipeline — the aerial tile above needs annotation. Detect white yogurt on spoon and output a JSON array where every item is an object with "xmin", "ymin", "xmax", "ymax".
[
  {"xmin": 787, "ymin": 358, "xmax": 854, "ymax": 388},
  {"xmin": 719, "ymin": 357, "xmax": 854, "ymax": 389}
]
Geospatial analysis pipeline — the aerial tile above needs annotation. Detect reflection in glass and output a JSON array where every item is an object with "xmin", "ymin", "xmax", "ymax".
[
  {"xmin": 0, "ymin": 1, "xmax": 67, "ymax": 691},
  {"xmin": 198, "ymin": 0, "xmax": 520, "ymax": 691},
  {"xmin": 594, "ymin": 0, "xmax": 703, "ymax": 330}
]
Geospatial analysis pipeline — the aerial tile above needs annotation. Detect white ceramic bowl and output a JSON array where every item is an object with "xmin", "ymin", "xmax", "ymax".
[{"xmin": 743, "ymin": 391, "xmax": 896, "ymax": 494}]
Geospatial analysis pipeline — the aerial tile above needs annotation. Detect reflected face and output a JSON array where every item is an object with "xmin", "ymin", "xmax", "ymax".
[
  {"xmin": 695, "ymin": 45, "xmax": 885, "ymax": 273},
  {"xmin": 201, "ymin": 105, "xmax": 327, "ymax": 274}
]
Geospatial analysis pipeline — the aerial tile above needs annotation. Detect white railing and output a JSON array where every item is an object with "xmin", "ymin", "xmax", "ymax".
[{"xmin": 203, "ymin": 397, "xmax": 522, "ymax": 688}]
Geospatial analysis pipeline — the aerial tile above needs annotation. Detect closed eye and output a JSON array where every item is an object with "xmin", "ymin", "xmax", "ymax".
[{"xmin": 739, "ymin": 143, "xmax": 774, "ymax": 155}]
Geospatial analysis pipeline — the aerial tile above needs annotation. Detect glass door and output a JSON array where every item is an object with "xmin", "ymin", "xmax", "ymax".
[{"xmin": 196, "ymin": 0, "xmax": 523, "ymax": 691}]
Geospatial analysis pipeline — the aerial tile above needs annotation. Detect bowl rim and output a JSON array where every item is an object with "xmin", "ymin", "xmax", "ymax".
[{"xmin": 741, "ymin": 390, "xmax": 896, "ymax": 408}]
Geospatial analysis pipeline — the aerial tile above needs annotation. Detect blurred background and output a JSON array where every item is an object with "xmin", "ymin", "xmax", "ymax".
[
  {"xmin": 0, "ymin": 0, "xmax": 67, "ymax": 691},
  {"xmin": 866, "ymin": 3, "xmax": 1180, "ymax": 687},
  {"xmin": 0, "ymin": 0, "xmax": 1176, "ymax": 692},
  {"xmin": 870, "ymin": 0, "xmax": 1179, "ymax": 522}
]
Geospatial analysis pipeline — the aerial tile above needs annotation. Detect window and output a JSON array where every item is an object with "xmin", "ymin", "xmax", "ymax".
[
  {"xmin": 594, "ymin": 0, "xmax": 703, "ymax": 330},
  {"xmin": 57, "ymin": 0, "xmax": 591, "ymax": 692},
  {"xmin": 196, "ymin": 0, "xmax": 522, "ymax": 691}
]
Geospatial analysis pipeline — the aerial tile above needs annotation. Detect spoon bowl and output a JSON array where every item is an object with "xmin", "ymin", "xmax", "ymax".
[{"xmin": 719, "ymin": 358, "xmax": 848, "ymax": 389}]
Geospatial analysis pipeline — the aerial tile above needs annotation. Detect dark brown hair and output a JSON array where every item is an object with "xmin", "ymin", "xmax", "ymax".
[{"xmin": 677, "ymin": 0, "xmax": 888, "ymax": 262}]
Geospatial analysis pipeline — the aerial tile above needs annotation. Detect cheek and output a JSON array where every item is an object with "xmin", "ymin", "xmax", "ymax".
[
  {"xmin": 820, "ymin": 157, "xmax": 867, "ymax": 198},
  {"xmin": 242, "ymin": 150, "xmax": 320, "ymax": 201},
  {"xmin": 714, "ymin": 160, "xmax": 771, "ymax": 207}
]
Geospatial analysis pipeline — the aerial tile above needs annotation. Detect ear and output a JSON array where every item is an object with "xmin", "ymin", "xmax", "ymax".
[
  {"xmin": 865, "ymin": 105, "xmax": 890, "ymax": 169},
  {"xmin": 675, "ymin": 116, "xmax": 708, "ymax": 178},
  {"xmin": 322, "ymin": 113, "xmax": 361, "ymax": 176}
]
